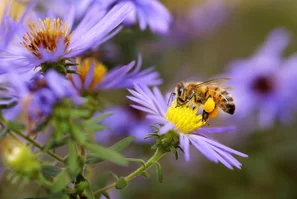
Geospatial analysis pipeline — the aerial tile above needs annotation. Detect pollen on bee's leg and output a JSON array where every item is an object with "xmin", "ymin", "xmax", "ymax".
[
  {"xmin": 203, "ymin": 97, "xmax": 215, "ymax": 113},
  {"xmin": 208, "ymin": 107, "xmax": 219, "ymax": 118}
]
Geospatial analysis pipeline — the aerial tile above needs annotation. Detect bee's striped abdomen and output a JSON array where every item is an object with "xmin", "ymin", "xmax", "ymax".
[{"xmin": 208, "ymin": 87, "xmax": 235, "ymax": 115}]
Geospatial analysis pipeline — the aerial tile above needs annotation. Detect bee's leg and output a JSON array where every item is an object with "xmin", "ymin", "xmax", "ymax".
[
  {"xmin": 168, "ymin": 92, "xmax": 176, "ymax": 106},
  {"xmin": 181, "ymin": 92, "xmax": 195, "ymax": 106},
  {"xmin": 175, "ymin": 97, "xmax": 185, "ymax": 107},
  {"xmin": 202, "ymin": 110, "xmax": 211, "ymax": 126}
]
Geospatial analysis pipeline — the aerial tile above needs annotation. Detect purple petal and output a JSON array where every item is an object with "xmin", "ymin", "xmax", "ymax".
[
  {"xmin": 159, "ymin": 122, "xmax": 174, "ymax": 134},
  {"xmin": 179, "ymin": 134, "xmax": 190, "ymax": 161}
]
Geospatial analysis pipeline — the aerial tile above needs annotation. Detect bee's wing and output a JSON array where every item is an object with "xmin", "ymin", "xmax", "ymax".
[{"xmin": 195, "ymin": 78, "xmax": 232, "ymax": 89}]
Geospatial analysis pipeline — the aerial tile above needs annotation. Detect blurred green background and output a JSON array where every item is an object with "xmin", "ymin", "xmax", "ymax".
[{"xmin": 1, "ymin": 0, "xmax": 297, "ymax": 198}]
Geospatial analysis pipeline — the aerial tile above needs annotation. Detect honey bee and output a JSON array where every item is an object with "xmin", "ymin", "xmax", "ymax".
[{"xmin": 172, "ymin": 78, "xmax": 235, "ymax": 121}]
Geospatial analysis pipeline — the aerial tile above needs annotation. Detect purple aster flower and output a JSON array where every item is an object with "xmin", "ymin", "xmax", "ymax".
[
  {"xmin": 95, "ymin": 105, "xmax": 153, "ymax": 143},
  {"xmin": 69, "ymin": 54, "xmax": 161, "ymax": 92},
  {"xmin": 95, "ymin": 0, "xmax": 172, "ymax": 34},
  {"xmin": 225, "ymin": 28, "xmax": 297, "ymax": 128},
  {"xmin": 127, "ymin": 85, "xmax": 247, "ymax": 169},
  {"xmin": 0, "ymin": 2, "xmax": 133, "ymax": 74},
  {"xmin": 3, "ymin": 70, "xmax": 82, "ymax": 123}
]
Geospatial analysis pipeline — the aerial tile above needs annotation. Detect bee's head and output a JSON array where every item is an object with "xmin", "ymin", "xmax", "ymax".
[{"xmin": 176, "ymin": 82, "xmax": 185, "ymax": 97}]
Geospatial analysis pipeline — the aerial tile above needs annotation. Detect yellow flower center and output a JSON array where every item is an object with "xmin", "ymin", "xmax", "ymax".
[
  {"xmin": 69, "ymin": 58, "xmax": 107, "ymax": 91},
  {"xmin": 21, "ymin": 18, "xmax": 71, "ymax": 59},
  {"xmin": 166, "ymin": 101, "xmax": 206, "ymax": 134}
]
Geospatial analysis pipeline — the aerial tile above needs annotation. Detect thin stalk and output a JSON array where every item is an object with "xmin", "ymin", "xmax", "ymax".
[
  {"xmin": 12, "ymin": 130, "xmax": 65, "ymax": 163},
  {"xmin": 93, "ymin": 148, "xmax": 166, "ymax": 196}
]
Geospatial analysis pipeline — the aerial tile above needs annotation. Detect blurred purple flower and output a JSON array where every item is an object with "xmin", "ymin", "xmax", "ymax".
[
  {"xmin": 69, "ymin": 54, "xmax": 161, "ymax": 92},
  {"xmin": 149, "ymin": 0, "xmax": 229, "ymax": 51},
  {"xmin": 34, "ymin": 0, "xmax": 94, "ymax": 20},
  {"xmin": 3, "ymin": 70, "xmax": 82, "ymax": 121},
  {"xmin": 0, "ymin": 2, "xmax": 133, "ymax": 74},
  {"xmin": 0, "ymin": 0, "xmax": 33, "ymax": 50},
  {"xmin": 127, "ymin": 85, "xmax": 247, "ymax": 169},
  {"xmin": 225, "ymin": 28, "xmax": 297, "ymax": 128},
  {"xmin": 96, "ymin": 0, "xmax": 172, "ymax": 34},
  {"xmin": 95, "ymin": 105, "xmax": 153, "ymax": 143}
]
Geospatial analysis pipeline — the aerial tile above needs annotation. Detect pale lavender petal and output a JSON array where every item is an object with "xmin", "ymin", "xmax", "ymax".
[
  {"xmin": 199, "ymin": 136, "xmax": 248, "ymax": 158},
  {"xmin": 71, "ymin": 73, "xmax": 82, "ymax": 90},
  {"xmin": 68, "ymin": 2, "xmax": 134, "ymax": 57},
  {"xmin": 84, "ymin": 63, "xmax": 95, "ymax": 89},
  {"xmin": 197, "ymin": 126, "xmax": 236, "ymax": 134},
  {"xmin": 179, "ymin": 134, "xmax": 190, "ymax": 161},
  {"xmin": 188, "ymin": 135, "xmax": 219, "ymax": 163},
  {"xmin": 146, "ymin": 114, "xmax": 167, "ymax": 124},
  {"xmin": 159, "ymin": 122, "xmax": 174, "ymax": 134},
  {"xmin": 130, "ymin": 104, "xmax": 156, "ymax": 115}
]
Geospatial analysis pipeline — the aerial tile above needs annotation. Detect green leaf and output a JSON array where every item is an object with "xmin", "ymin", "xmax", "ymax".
[
  {"xmin": 144, "ymin": 133, "xmax": 159, "ymax": 140},
  {"xmin": 52, "ymin": 169, "xmax": 71, "ymax": 192},
  {"xmin": 86, "ymin": 136, "xmax": 135, "ymax": 164},
  {"xmin": 67, "ymin": 141, "xmax": 79, "ymax": 176},
  {"xmin": 6, "ymin": 121, "xmax": 25, "ymax": 133},
  {"xmin": 170, "ymin": 146, "xmax": 178, "ymax": 160},
  {"xmin": 84, "ymin": 124, "xmax": 106, "ymax": 133},
  {"xmin": 84, "ymin": 113, "xmax": 112, "ymax": 133},
  {"xmin": 41, "ymin": 165, "xmax": 62, "ymax": 178},
  {"xmin": 87, "ymin": 113, "xmax": 112, "ymax": 123},
  {"xmin": 74, "ymin": 174, "xmax": 95, "ymax": 199},
  {"xmin": 115, "ymin": 177, "xmax": 128, "ymax": 189},
  {"xmin": 154, "ymin": 162, "xmax": 163, "ymax": 183},
  {"xmin": 70, "ymin": 126, "xmax": 86, "ymax": 144},
  {"xmin": 149, "ymin": 124, "xmax": 160, "ymax": 130},
  {"xmin": 126, "ymin": 158, "xmax": 145, "ymax": 166},
  {"xmin": 44, "ymin": 135, "xmax": 70, "ymax": 151},
  {"xmin": 83, "ymin": 181, "xmax": 95, "ymax": 199},
  {"xmin": 70, "ymin": 109, "xmax": 92, "ymax": 118},
  {"xmin": 110, "ymin": 136, "xmax": 135, "ymax": 152},
  {"xmin": 85, "ymin": 143, "xmax": 128, "ymax": 166},
  {"xmin": 0, "ymin": 126, "xmax": 8, "ymax": 138}
]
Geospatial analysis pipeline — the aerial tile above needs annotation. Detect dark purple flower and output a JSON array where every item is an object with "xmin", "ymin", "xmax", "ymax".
[
  {"xmin": 225, "ymin": 28, "xmax": 297, "ymax": 128},
  {"xmin": 3, "ymin": 70, "xmax": 82, "ymax": 121}
]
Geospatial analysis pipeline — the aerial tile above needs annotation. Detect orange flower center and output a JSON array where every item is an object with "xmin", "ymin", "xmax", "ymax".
[{"xmin": 21, "ymin": 18, "xmax": 71, "ymax": 59}]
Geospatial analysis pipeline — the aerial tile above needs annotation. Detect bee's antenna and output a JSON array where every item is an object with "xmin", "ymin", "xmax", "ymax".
[{"xmin": 168, "ymin": 92, "xmax": 176, "ymax": 106}]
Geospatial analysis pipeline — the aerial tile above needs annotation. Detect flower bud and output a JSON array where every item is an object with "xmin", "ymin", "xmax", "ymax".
[{"xmin": 1, "ymin": 139, "xmax": 41, "ymax": 177}]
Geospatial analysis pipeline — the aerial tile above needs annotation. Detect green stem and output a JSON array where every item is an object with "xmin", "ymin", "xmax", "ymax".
[
  {"xmin": 93, "ymin": 148, "xmax": 166, "ymax": 196},
  {"xmin": 12, "ymin": 130, "xmax": 65, "ymax": 163}
]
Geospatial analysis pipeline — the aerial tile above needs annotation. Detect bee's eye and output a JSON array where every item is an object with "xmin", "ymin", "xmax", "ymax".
[{"xmin": 177, "ymin": 86, "xmax": 184, "ymax": 96}]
